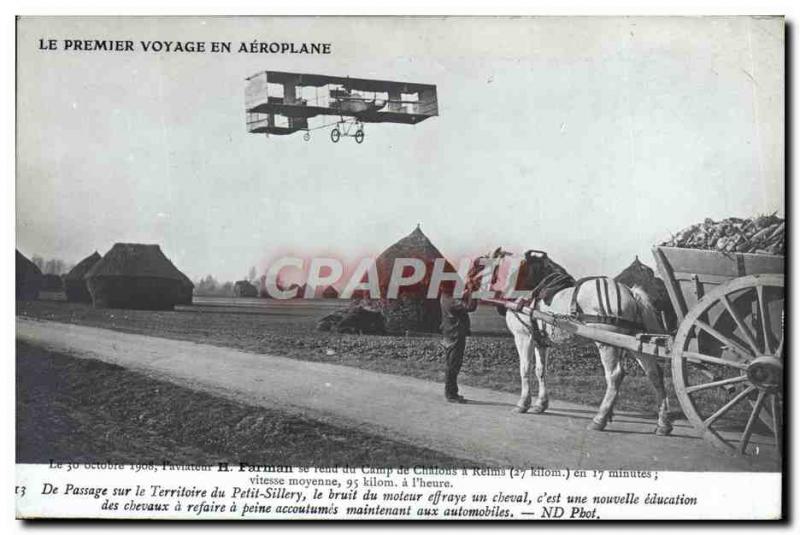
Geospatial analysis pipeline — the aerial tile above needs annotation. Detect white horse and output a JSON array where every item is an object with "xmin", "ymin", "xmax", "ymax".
[{"xmin": 480, "ymin": 250, "xmax": 673, "ymax": 435}]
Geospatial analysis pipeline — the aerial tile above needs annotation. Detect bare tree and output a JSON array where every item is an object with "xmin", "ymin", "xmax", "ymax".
[
  {"xmin": 31, "ymin": 255, "xmax": 44, "ymax": 271},
  {"xmin": 194, "ymin": 275, "xmax": 237, "ymax": 297},
  {"xmin": 44, "ymin": 258, "xmax": 66, "ymax": 275}
]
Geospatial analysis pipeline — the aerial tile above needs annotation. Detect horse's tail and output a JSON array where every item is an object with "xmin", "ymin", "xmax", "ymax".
[{"xmin": 628, "ymin": 285, "xmax": 665, "ymax": 333}]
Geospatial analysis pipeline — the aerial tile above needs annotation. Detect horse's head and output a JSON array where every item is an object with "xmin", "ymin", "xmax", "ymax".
[{"xmin": 513, "ymin": 249, "xmax": 571, "ymax": 292}]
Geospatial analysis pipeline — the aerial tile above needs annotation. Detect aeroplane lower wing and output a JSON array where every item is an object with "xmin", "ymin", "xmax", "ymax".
[
  {"xmin": 246, "ymin": 112, "xmax": 308, "ymax": 135},
  {"xmin": 245, "ymin": 71, "xmax": 438, "ymax": 140}
]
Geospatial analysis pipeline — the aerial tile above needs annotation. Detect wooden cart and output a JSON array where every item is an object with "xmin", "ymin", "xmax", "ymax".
[{"xmin": 485, "ymin": 246, "xmax": 784, "ymax": 458}]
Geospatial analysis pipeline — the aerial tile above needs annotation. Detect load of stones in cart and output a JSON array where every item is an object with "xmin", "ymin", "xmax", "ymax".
[{"xmin": 661, "ymin": 214, "xmax": 784, "ymax": 255}]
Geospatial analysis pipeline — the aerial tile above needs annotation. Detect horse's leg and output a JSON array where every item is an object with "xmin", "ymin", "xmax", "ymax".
[
  {"xmin": 512, "ymin": 329, "xmax": 534, "ymax": 413},
  {"xmin": 637, "ymin": 356, "xmax": 673, "ymax": 436},
  {"xmin": 587, "ymin": 344, "xmax": 625, "ymax": 431},
  {"xmin": 531, "ymin": 344, "xmax": 549, "ymax": 413}
]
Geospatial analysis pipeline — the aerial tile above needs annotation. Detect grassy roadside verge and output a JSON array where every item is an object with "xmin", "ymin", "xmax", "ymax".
[{"xmin": 16, "ymin": 340, "xmax": 477, "ymax": 467}]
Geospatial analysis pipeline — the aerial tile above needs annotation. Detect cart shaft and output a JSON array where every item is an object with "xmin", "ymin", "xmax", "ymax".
[{"xmin": 481, "ymin": 297, "xmax": 672, "ymax": 358}]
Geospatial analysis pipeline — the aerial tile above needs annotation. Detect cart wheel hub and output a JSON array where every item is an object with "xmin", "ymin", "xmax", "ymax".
[{"xmin": 746, "ymin": 356, "xmax": 782, "ymax": 391}]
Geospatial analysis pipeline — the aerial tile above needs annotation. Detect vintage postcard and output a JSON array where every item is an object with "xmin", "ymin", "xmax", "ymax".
[{"xmin": 14, "ymin": 16, "xmax": 784, "ymax": 520}]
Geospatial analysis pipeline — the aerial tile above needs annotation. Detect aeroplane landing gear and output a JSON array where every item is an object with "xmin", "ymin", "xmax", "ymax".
[{"xmin": 329, "ymin": 120, "xmax": 364, "ymax": 144}]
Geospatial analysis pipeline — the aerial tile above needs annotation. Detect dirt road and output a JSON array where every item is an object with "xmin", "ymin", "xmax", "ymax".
[{"xmin": 16, "ymin": 317, "xmax": 778, "ymax": 471}]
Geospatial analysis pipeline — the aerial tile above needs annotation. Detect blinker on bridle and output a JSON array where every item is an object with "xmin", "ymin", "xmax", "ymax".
[{"xmin": 524, "ymin": 249, "xmax": 548, "ymax": 259}]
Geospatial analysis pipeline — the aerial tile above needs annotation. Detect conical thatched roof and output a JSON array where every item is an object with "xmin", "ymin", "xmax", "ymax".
[
  {"xmin": 16, "ymin": 250, "xmax": 41, "ymax": 275},
  {"xmin": 614, "ymin": 256, "xmax": 676, "ymax": 331},
  {"xmin": 179, "ymin": 272, "xmax": 194, "ymax": 288},
  {"xmin": 615, "ymin": 256, "xmax": 653, "ymax": 282},
  {"xmin": 614, "ymin": 256, "xmax": 671, "ymax": 297},
  {"xmin": 65, "ymin": 252, "xmax": 101, "ymax": 281},
  {"xmin": 85, "ymin": 243, "xmax": 187, "ymax": 281},
  {"xmin": 373, "ymin": 225, "xmax": 457, "ymax": 297},
  {"xmin": 322, "ymin": 285, "xmax": 339, "ymax": 298},
  {"xmin": 177, "ymin": 270, "xmax": 194, "ymax": 292},
  {"xmin": 16, "ymin": 250, "xmax": 43, "ymax": 300},
  {"xmin": 84, "ymin": 243, "xmax": 192, "ymax": 310},
  {"xmin": 176, "ymin": 272, "xmax": 194, "ymax": 305},
  {"xmin": 64, "ymin": 251, "xmax": 101, "ymax": 303},
  {"xmin": 354, "ymin": 226, "xmax": 457, "ymax": 334}
]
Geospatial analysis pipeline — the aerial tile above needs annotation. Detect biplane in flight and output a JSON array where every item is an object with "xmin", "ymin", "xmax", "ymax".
[{"xmin": 245, "ymin": 71, "xmax": 438, "ymax": 144}]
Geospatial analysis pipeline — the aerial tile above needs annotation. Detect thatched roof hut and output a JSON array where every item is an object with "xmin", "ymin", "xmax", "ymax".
[
  {"xmin": 177, "ymin": 272, "xmax": 194, "ymax": 305},
  {"xmin": 322, "ymin": 285, "xmax": 339, "ymax": 299},
  {"xmin": 84, "ymin": 243, "xmax": 192, "ymax": 310},
  {"xmin": 16, "ymin": 250, "xmax": 42, "ymax": 300},
  {"xmin": 64, "ymin": 251, "xmax": 101, "ymax": 302},
  {"xmin": 614, "ymin": 256, "xmax": 677, "ymax": 331},
  {"xmin": 41, "ymin": 274, "xmax": 64, "ymax": 292},
  {"xmin": 374, "ymin": 225, "xmax": 457, "ymax": 296},
  {"xmin": 233, "ymin": 280, "xmax": 258, "ymax": 298},
  {"xmin": 362, "ymin": 226, "xmax": 458, "ymax": 334}
]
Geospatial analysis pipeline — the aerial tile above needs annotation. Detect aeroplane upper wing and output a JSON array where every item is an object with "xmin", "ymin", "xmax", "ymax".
[{"xmin": 245, "ymin": 70, "xmax": 438, "ymax": 134}]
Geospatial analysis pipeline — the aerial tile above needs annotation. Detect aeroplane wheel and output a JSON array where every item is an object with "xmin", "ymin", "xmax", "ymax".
[
  {"xmin": 355, "ymin": 129, "xmax": 365, "ymax": 144},
  {"xmin": 330, "ymin": 128, "xmax": 340, "ymax": 143},
  {"xmin": 303, "ymin": 132, "xmax": 311, "ymax": 142}
]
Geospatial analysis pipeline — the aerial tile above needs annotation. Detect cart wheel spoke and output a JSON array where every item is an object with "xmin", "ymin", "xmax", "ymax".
[
  {"xmin": 774, "ymin": 332, "xmax": 783, "ymax": 360},
  {"xmin": 770, "ymin": 394, "xmax": 781, "ymax": 455},
  {"xmin": 756, "ymin": 284, "xmax": 773, "ymax": 354},
  {"xmin": 694, "ymin": 320, "xmax": 755, "ymax": 362},
  {"xmin": 703, "ymin": 385, "xmax": 755, "ymax": 428},
  {"xmin": 681, "ymin": 350, "xmax": 748, "ymax": 371},
  {"xmin": 721, "ymin": 294, "xmax": 761, "ymax": 356},
  {"xmin": 694, "ymin": 319, "xmax": 758, "ymax": 360},
  {"xmin": 671, "ymin": 273, "xmax": 783, "ymax": 458},
  {"xmin": 738, "ymin": 390, "xmax": 766, "ymax": 454},
  {"xmin": 685, "ymin": 374, "xmax": 748, "ymax": 394}
]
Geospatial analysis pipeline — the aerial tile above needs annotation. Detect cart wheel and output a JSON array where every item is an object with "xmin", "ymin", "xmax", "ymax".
[
  {"xmin": 303, "ymin": 132, "xmax": 311, "ymax": 142},
  {"xmin": 672, "ymin": 274, "xmax": 783, "ymax": 457},
  {"xmin": 354, "ymin": 129, "xmax": 365, "ymax": 144},
  {"xmin": 330, "ymin": 128, "xmax": 340, "ymax": 143}
]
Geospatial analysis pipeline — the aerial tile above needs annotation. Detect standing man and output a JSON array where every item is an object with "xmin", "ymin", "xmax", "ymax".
[{"xmin": 440, "ymin": 284, "xmax": 478, "ymax": 403}]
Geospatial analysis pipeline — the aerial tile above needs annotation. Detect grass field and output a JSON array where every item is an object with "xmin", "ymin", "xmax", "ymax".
[
  {"xmin": 17, "ymin": 297, "xmax": 683, "ymax": 416},
  {"xmin": 16, "ymin": 340, "xmax": 477, "ymax": 467}
]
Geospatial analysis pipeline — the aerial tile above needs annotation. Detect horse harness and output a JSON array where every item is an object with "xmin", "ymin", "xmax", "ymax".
[
  {"xmin": 569, "ymin": 277, "xmax": 646, "ymax": 332},
  {"xmin": 515, "ymin": 275, "xmax": 646, "ymax": 347},
  {"xmin": 512, "ymin": 271, "xmax": 574, "ymax": 346}
]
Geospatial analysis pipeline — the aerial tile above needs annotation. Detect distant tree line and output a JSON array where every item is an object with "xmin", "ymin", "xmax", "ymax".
[
  {"xmin": 193, "ymin": 266, "xmax": 301, "ymax": 298},
  {"xmin": 30, "ymin": 256, "xmax": 74, "ymax": 275},
  {"xmin": 193, "ymin": 275, "xmax": 235, "ymax": 297},
  {"xmin": 193, "ymin": 266, "xmax": 265, "ymax": 297}
]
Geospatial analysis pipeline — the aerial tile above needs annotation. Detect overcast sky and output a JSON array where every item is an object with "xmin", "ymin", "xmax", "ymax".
[{"xmin": 16, "ymin": 16, "xmax": 784, "ymax": 282}]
